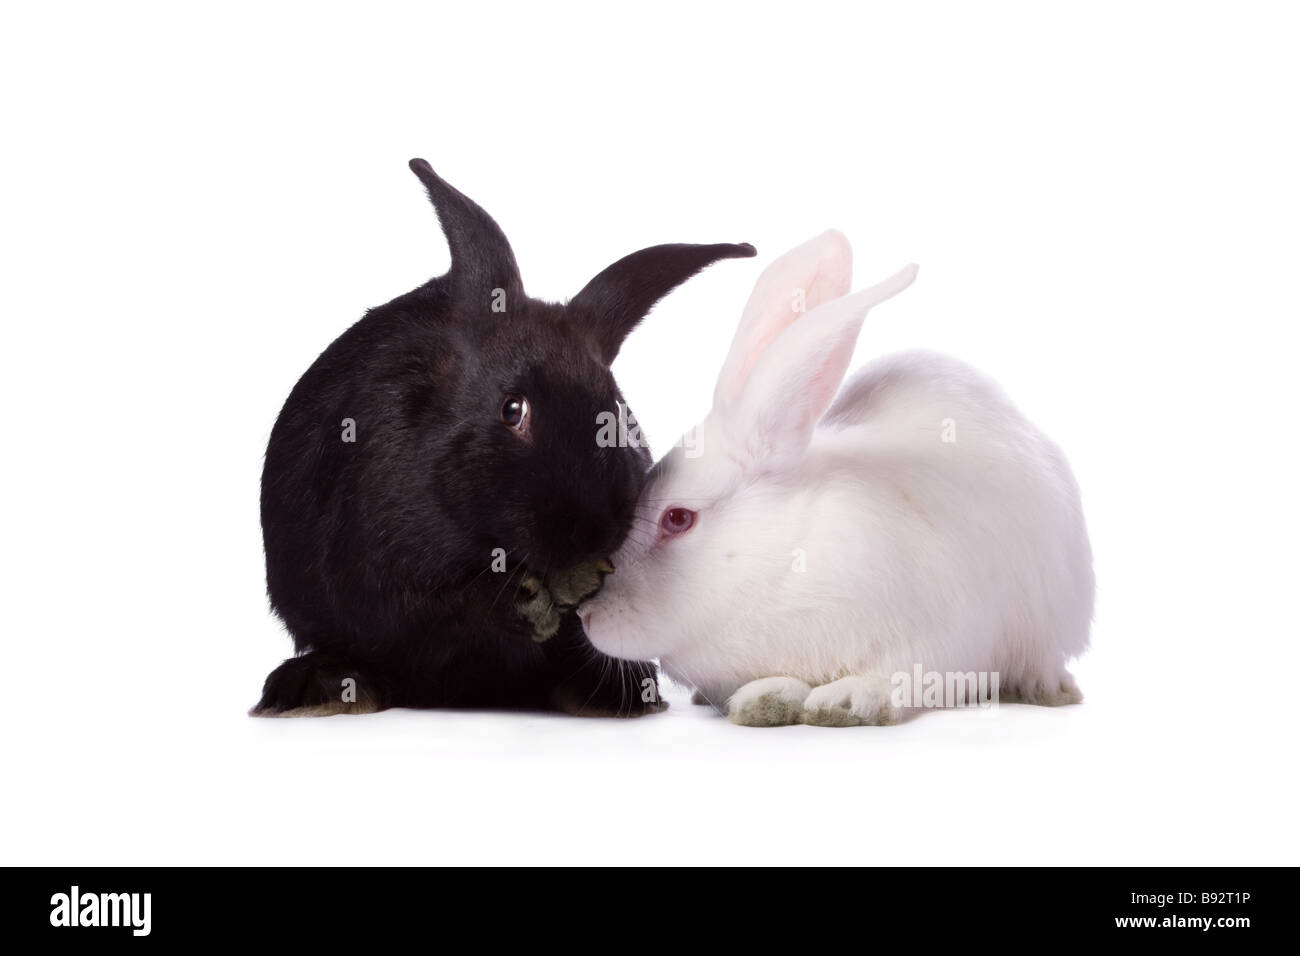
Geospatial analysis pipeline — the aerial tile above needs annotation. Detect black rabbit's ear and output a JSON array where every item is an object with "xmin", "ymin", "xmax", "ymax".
[
  {"xmin": 408, "ymin": 159, "xmax": 524, "ymax": 308},
  {"xmin": 569, "ymin": 242, "xmax": 757, "ymax": 364}
]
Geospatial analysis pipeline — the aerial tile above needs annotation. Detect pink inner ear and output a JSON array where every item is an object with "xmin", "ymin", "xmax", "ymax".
[
  {"xmin": 725, "ymin": 326, "xmax": 784, "ymax": 406},
  {"xmin": 730, "ymin": 270, "xmax": 848, "ymax": 395},
  {"xmin": 800, "ymin": 320, "xmax": 865, "ymax": 428},
  {"xmin": 737, "ymin": 316, "xmax": 864, "ymax": 467},
  {"xmin": 732, "ymin": 262, "xmax": 918, "ymax": 465},
  {"xmin": 714, "ymin": 232, "xmax": 853, "ymax": 408}
]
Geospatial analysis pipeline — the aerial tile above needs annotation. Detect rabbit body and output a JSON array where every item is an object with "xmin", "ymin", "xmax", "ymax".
[
  {"xmin": 253, "ymin": 160, "xmax": 754, "ymax": 717},
  {"xmin": 580, "ymin": 232, "xmax": 1093, "ymax": 725}
]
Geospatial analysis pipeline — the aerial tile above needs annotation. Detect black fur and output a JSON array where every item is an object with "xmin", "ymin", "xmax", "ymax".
[{"xmin": 254, "ymin": 159, "xmax": 754, "ymax": 717}]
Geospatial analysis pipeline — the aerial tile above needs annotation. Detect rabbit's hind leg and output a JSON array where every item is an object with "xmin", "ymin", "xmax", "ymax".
[
  {"xmin": 250, "ymin": 648, "xmax": 390, "ymax": 717},
  {"xmin": 999, "ymin": 670, "xmax": 1083, "ymax": 707}
]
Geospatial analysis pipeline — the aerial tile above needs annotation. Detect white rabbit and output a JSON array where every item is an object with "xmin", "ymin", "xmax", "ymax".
[{"xmin": 579, "ymin": 231, "xmax": 1094, "ymax": 725}]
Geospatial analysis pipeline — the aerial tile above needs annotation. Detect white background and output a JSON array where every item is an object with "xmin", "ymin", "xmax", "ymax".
[{"xmin": 2, "ymin": 1, "xmax": 1297, "ymax": 865}]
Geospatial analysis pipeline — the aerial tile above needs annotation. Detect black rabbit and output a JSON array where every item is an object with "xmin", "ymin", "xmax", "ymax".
[{"xmin": 253, "ymin": 159, "xmax": 754, "ymax": 717}]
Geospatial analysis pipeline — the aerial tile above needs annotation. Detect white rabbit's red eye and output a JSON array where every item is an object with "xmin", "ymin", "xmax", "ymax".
[
  {"xmin": 500, "ymin": 395, "xmax": 530, "ymax": 432},
  {"xmin": 660, "ymin": 507, "xmax": 696, "ymax": 536}
]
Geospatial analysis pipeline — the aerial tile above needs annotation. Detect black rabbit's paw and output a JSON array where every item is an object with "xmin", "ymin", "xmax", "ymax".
[
  {"xmin": 518, "ymin": 559, "xmax": 614, "ymax": 644},
  {"xmin": 250, "ymin": 651, "xmax": 387, "ymax": 717},
  {"xmin": 517, "ymin": 574, "xmax": 562, "ymax": 643}
]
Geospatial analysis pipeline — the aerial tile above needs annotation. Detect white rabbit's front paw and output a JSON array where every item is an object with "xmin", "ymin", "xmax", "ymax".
[
  {"xmin": 727, "ymin": 677, "xmax": 813, "ymax": 727},
  {"xmin": 802, "ymin": 674, "xmax": 900, "ymax": 726}
]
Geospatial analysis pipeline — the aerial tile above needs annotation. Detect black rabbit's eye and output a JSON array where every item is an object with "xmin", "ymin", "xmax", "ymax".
[{"xmin": 500, "ymin": 395, "xmax": 530, "ymax": 431}]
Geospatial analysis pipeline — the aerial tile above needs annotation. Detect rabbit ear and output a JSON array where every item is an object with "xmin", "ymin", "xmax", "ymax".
[
  {"xmin": 569, "ymin": 242, "xmax": 757, "ymax": 365},
  {"xmin": 727, "ymin": 263, "xmax": 919, "ymax": 469},
  {"xmin": 408, "ymin": 159, "xmax": 524, "ymax": 307},
  {"xmin": 712, "ymin": 230, "xmax": 853, "ymax": 410}
]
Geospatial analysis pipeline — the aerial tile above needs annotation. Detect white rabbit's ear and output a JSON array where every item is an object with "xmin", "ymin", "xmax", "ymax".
[
  {"xmin": 727, "ymin": 264, "xmax": 919, "ymax": 469},
  {"xmin": 712, "ymin": 231, "xmax": 853, "ymax": 409}
]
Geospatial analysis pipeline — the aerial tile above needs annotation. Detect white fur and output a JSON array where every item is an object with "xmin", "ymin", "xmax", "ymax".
[{"xmin": 581, "ymin": 232, "xmax": 1094, "ymax": 726}]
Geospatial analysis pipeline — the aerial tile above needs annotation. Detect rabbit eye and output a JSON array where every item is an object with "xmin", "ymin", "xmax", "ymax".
[
  {"xmin": 660, "ymin": 507, "xmax": 696, "ymax": 536},
  {"xmin": 500, "ymin": 395, "xmax": 530, "ymax": 431}
]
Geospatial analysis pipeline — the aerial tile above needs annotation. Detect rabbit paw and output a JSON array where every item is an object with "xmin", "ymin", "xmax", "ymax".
[
  {"xmin": 517, "ymin": 574, "xmax": 562, "ymax": 642},
  {"xmin": 519, "ymin": 558, "xmax": 614, "ymax": 643},
  {"xmin": 250, "ymin": 650, "xmax": 387, "ymax": 717},
  {"xmin": 727, "ymin": 677, "xmax": 813, "ymax": 726},
  {"xmin": 1000, "ymin": 673, "xmax": 1083, "ymax": 706},
  {"xmin": 801, "ymin": 674, "xmax": 900, "ymax": 726}
]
